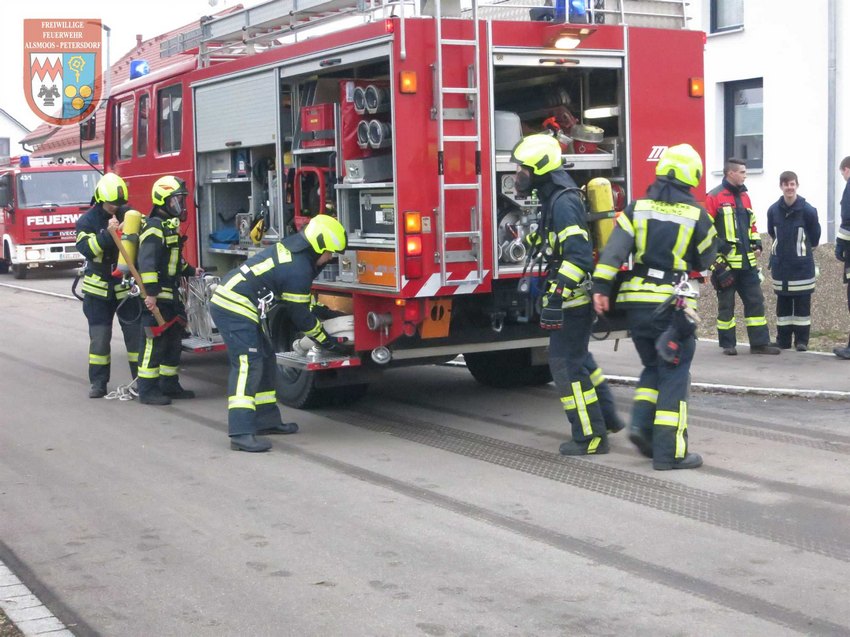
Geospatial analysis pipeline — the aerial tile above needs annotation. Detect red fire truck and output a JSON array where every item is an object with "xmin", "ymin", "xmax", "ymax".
[
  {"xmin": 0, "ymin": 159, "xmax": 100, "ymax": 279},
  {"xmin": 95, "ymin": 0, "xmax": 704, "ymax": 407}
]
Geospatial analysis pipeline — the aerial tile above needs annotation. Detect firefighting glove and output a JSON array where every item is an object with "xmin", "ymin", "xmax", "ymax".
[
  {"xmin": 709, "ymin": 259, "xmax": 735, "ymax": 290},
  {"xmin": 540, "ymin": 289, "xmax": 564, "ymax": 331},
  {"xmin": 318, "ymin": 335, "xmax": 353, "ymax": 355}
]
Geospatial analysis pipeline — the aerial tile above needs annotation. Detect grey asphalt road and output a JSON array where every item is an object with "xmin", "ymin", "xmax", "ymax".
[{"xmin": 1, "ymin": 272, "xmax": 850, "ymax": 637}]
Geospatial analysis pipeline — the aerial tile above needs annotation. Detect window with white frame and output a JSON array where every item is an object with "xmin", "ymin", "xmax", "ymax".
[
  {"xmin": 724, "ymin": 78, "xmax": 763, "ymax": 169},
  {"xmin": 711, "ymin": 0, "xmax": 743, "ymax": 33}
]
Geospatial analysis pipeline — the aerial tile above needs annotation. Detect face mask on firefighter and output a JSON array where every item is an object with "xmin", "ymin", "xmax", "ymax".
[
  {"xmin": 514, "ymin": 167, "xmax": 533, "ymax": 197},
  {"xmin": 166, "ymin": 194, "xmax": 187, "ymax": 221}
]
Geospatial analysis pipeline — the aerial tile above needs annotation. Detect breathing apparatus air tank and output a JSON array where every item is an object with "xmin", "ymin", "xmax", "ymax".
[
  {"xmin": 585, "ymin": 177, "xmax": 616, "ymax": 254},
  {"xmin": 117, "ymin": 209, "xmax": 144, "ymax": 276}
]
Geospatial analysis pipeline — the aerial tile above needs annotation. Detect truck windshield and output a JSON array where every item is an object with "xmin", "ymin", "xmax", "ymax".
[{"xmin": 16, "ymin": 170, "xmax": 100, "ymax": 208}]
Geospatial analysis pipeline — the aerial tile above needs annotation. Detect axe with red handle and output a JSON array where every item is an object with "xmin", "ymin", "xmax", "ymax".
[{"xmin": 107, "ymin": 226, "xmax": 172, "ymax": 337}]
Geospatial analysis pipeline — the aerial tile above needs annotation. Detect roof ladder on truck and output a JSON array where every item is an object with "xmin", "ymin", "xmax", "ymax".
[{"xmin": 432, "ymin": 0, "xmax": 485, "ymax": 287}]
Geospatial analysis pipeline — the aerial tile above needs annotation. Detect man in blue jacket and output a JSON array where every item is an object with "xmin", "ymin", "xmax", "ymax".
[{"xmin": 766, "ymin": 171, "xmax": 821, "ymax": 351}]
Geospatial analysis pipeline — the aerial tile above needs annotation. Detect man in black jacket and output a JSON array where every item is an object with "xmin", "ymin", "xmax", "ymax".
[
  {"xmin": 512, "ymin": 134, "xmax": 618, "ymax": 456},
  {"xmin": 835, "ymin": 156, "xmax": 850, "ymax": 359},
  {"xmin": 74, "ymin": 173, "xmax": 141, "ymax": 398},
  {"xmin": 766, "ymin": 171, "xmax": 821, "ymax": 351},
  {"xmin": 209, "ymin": 215, "xmax": 349, "ymax": 452},
  {"xmin": 592, "ymin": 144, "xmax": 717, "ymax": 470}
]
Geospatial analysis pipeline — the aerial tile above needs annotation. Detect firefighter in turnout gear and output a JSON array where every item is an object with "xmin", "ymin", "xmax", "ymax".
[
  {"xmin": 706, "ymin": 158, "xmax": 780, "ymax": 355},
  {"xmin": 136, "ymin": 176, "xmax": 198, "ymax": 405},
  {"xmin": 592, "ymin": 144, "xmax": 717, "ymax": 470},
  {"xmin": 512, "ymin": 134, "xmax": 620, "ymax": 456},
  {"xmin": 74, "ymin": 173, "xmax": 142, "ymax": 398},
  {"xmin": 834, "ymin": 156, "xmax": 850, "ymax": 359},
  {"xmin": 209, "ymin": 214, "xmax": 349, "ymax": 453}
]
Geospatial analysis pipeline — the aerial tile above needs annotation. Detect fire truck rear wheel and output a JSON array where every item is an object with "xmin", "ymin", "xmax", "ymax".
[
  {"xmin": 463, "ymin": 348, "xmax": 552, "ymax": 388},
  {"xmin": 268, "ymin": 308, "xmax": 368, "ymax": 409},
  {"xmin": 11, "ymin": 264, "xmax": 28, "ymax": 279},
  {"xmin": 0, "ymin": 245, "xmax": 10, "ymax": 274}
]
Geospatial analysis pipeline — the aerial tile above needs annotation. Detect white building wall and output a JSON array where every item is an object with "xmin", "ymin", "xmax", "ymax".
[
  {"xmin": 691, "ymin": 0, "xmax": 850, "ymax": 239},
  {"xmin": 0, "ymin": 114, "xmax": 29, "ymax": 159}
]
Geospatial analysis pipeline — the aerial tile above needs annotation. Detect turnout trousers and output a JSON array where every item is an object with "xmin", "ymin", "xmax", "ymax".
[
  {"xmin": 775, "ymin": 294, "xmax": 812, "ymax": 348},
  {"xmin": 628, "ymin": 306, "xmax": 694, "ymax": 464},
  {"xmin": 716, "ymin": 268, "xmax": 770, "ymax": 349},
  {"xmin": 137, "ymin": 303, "xmax": 186, "ymax": 397},
  {"xmin": 548, "ymin": 303, "xmax": 606, "ymax": 445},
  {"xmin": 82, "ymin": 294, "xmax": 141, "ymax": 386},
  {"xmin": 209, "ymin": 303, "xmax": 282, "ymax": 437}
]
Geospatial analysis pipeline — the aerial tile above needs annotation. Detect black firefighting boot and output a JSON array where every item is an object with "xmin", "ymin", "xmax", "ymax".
[
  {"xmin": 137, "ymin": 377, "xmax": 172, "ymax": 405},
  {"xmin": 834, "ymin": 333, "xmax": 850, "ymax": 360},
  {"xmin": 230, "ymin": 434, "xmax": 272, "ymax": 453},
  {"xmin": 559, "ymin": 436, "xmax": 609, "ymax": 456},
  {"xmin": 89, "ymin": 382, "xmax": 108, "ymax": 399},
  {"xmin": 653, "ymin": 452, "xmax": 703, "ymax": 471},
  {"xmin": 160, "ymin": 379, "xmax": 196, "ymax": 399}
]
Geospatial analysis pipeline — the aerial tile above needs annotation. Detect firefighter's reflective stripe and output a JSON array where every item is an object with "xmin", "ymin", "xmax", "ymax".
[
  {"xmin": 305, "ymin": 317, "xmax": 325, "ymax": 341},
  {"xmin": 77, "ymin": 230, "xmax": 104, "ymax": 257},
  {"xmin": 633, "ymin": 201, "xmax": 700, "ymax": 272},
  {"xmin": 616, "ymin": 212, "xmax": 635, "ymax": 235},
  {"xmin": 569, "ymin": 380, "xmax": 598, "ymax": 436},
  {"xmin": 138, "ymin": 338, "xmax": 159, "ymax": 379},
  {"xmin": 558, "ymin": 259, "xmax": 586, "ymax": 285},
  {"xmin": 772, "ymin": 276, "xmax": 817, "ymax": 293},
  {"xmin": 716, "ymin": 205, "xmax": 758, "ymax": 268},
  {"xmin": 594, "ymin": 263, "xmax": 620, "ymax": 282},
  {"xmin": 717, "ymin": 317, "xmax": 735, "ymax": 330},
  {"xmin": 89, "ymin": 353, "xmax": 109, "ymax": 366},
  {"xmin": 838, "ymin": 226, "xmax": 850, "ymax": 241},
  {"xmin": 635, "ymin": 386, "xmax": 658, "ymax": 404},
  {"xmin": 211, "ymin": 274, "xmax": 260, "ymax": 323},
  {"xmin": 160, "ymin": 364, "xmax": 178, "ymax": 378},
  {"xmin": 228, "ymin": 354, "xmax": 255, "ymax": 411},
  {"xmin": 255, "ymin": 390, "xmax": 276, "ymax": 407},
  {"xmin": 165, "ymin": 234, "xmax": 180, "ymax": 275},
  {"xmin": 589, "ymin": 367, "xmax": 605, "ymax": 387},
  {"xmin": 82, "ymin": 274, "xmax": 110, "ymax": 297},
  {"xmin": 280, "ymin": 292, "xmax": 310, "ymax": 303},
  {"xmin": 654, "ymin": 402, "xmax": 688, "ymax": 459},
  {"xmin": 557, "ymin": 225, "xmax": 588, "ymax": 243},
  {"xmin": 745, "ymin": 316, "xmax": 767, "ymax": 328}
]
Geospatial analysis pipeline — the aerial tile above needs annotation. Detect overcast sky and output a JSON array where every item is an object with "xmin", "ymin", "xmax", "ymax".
[{"xmin": 3, "ymin": 0, "xmax": 264, "ymax": 131}]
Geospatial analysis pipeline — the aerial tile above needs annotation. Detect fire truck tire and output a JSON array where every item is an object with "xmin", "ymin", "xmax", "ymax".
[
  {"xmin": 463, "ymin": 348, "xmax": 552, "ymax": 388},
  {"xmin": 269, "ymin": 309, "xmax": 368, "ymax": 408},
  {"xmin": 11, "ymin": 264, "xmax": 28, "ymax": 279},
  {"xmin": 0, "ymin": 245, "xmax": 9, "ymax": 274}
]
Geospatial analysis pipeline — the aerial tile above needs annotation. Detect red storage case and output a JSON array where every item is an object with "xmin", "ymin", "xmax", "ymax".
[{"xmin": 300, "ymin": 103, "xmax": 335, "ymax": 148}]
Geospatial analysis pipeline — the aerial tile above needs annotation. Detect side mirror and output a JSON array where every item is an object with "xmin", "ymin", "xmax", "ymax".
[{"xmin": 80, "ymin": 116, "xmax": 97, "ymax": 141}]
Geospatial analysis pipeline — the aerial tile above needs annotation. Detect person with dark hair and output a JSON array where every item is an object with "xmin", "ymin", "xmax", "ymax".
[
  {"xmin": 766, "ymin": 171, "xmax": 821, "ymax": 351},
  {"xmin": 834, "ymin": 156, "xmax": 850, "ymax": 359},
  {"xmin": 706, "ymin": 158, "xmax": 780, "ymax": 356},
  {"xmin": 593, "ymin": 144, "xmax": 717, "ymax": 470}
]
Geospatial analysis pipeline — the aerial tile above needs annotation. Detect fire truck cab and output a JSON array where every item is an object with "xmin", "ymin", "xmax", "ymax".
[
  {"xmin": 0, "ymin": 158, "xmax": 100, "ymax": 279},
  {"xmin": 102, "ymin": 0, "xmax": 704, "ymax": 407}
]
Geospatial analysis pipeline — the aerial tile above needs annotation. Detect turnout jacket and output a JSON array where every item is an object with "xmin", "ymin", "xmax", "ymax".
[
  {"xmin": 537, "ymin": 170, "xmax": 594, "ymax": 309},
  {"xmin": 706, "ymin": 178, "xmax": 761, "ymax": 269},
  {"xmin": 74, "ymin": 203, "xmax": 131, "ymax": 300},
  {"xmin": 138, "ymin": 210, "xmax": 196, "ymax": 303},
  {"xmin": 593, "ymin": 177, "xmax": 717, "ymax": 308},
  {"xmin": 210, "ymin": 233, "xmax": 332, "ymax": 344},
  {"xmin": 766, "ymin": 195, "xmax": 821, "ymax": 295}
]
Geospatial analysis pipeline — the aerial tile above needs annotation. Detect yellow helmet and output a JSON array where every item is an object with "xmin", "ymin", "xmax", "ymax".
[
  {"xmin": 304, "ymin": 215, "xmax": 347, "ymax": 254},
  {"xmin": 510, "ymin": 134, "xmax": 564, "ymax": 176},
  {"xmin": 94, "ymin": 172, "xmax": 128, "ymax": 205},
  {"xmin": 151, "ymin": 175, "xmax": 188, "ymax": 207},
  {"xmin": 656, "ymin": 144, "xmax": 703, "ymax": 188}
]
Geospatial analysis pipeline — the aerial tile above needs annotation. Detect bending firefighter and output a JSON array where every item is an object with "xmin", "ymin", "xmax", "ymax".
[
  {"xmin": 74, "ymin": 173, "xmax": 142, "ymax": 398},
  {"xmin": 209, "ymin": 215, "xmax": 350, "ymax": 453},
  {"xmin": 592, "ymin": 144, "xmax": 717, "ymax": 470},
  {"xmin": 512, "ymin": 134, "xmax": 623, "ymax": 457},
  {"xmin": 136, "ymin": 176, "xmax": 199, "ymax": 405}
]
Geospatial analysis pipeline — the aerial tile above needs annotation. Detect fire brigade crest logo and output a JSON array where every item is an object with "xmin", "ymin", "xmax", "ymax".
[{"xmin": 23, "ymin": 19, "xmax": 103, "ymax": 126}]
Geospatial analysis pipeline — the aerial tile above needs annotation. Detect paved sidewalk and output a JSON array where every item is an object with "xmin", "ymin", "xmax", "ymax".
[{"xmin": 589, "ymin": 337, "xmax": 850, "ymax": 399}]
